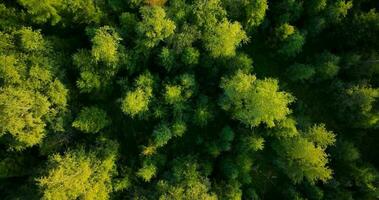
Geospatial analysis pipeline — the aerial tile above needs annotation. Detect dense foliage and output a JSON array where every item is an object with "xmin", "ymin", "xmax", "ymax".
[{"xmin": 0, "ymin": 0, "xmax": 378, "ymax": 199}]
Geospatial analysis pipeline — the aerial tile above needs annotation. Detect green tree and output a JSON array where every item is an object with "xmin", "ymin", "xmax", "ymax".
[
  {"xmin": 203, "ymin": 20, "xmax": 248, "ymax": 58},
  {"xmin": 91, "ymin": 26, "xmax": 122, "ymax": 65},
  {"xmin": 37, "ymin": 145, "xmax": 117, "ymax": 200},
  {"xmin": 220, "ymin": 70, "xmax": 295, "ymax": 127},
  {"xmin": 137, "ymin": 6, "xmax": 176, "ymax": 48},
  {"xmin": 72, "ymin": 107, "xmax": 110, "ymax": 133},
  {"xmin": 157, "ymin": 157, "xmax": 217, "ymax": 200},
  {"xmin": 274, "ymin": 135, "xmax": 334, "ymax": 184},
  {"xmin": 339, "ymin": 84, "xmax": 379, "ymax": 128},
  {"xmin": 121, "ymin": 73, "xmax": 154, "ymax": 118}
]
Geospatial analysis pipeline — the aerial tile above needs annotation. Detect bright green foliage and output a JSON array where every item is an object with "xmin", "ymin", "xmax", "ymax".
[
  {"xmin": 275, "ymin": 23, "xmax": 296, "ymax": 40},
  {"xmin": 37, "ymin": 147, "xmax": 117, "ymax": 200},
  {"xmin": 164, "ymin": 85, "xmax": 183, "ymax": 104},
  {"xmin": 222, "ymin": 0, "xmax": 267, "ymax": 30},
  {"xmin": 0, "ymin": 27, "xmax": 67, "ymax": 150},
  {"xmin": 270, "ymin": 117, "xmax": 299, "ymax": 138},
  {"xmin": 72, "ymin": 107, "xmax": 110, "ymax": 133},
  {"xmin": 73, "ymin": 27, "xmax": 123, "ymax": 93},
  {"xmin": 327, "ymin": 0, "xmax": 353, "ymax": 23},
  {"xmin": 274, "ymin": 136, "xmax": 334, "ymax": 184},
  {"xmin": 18, "ymin": 0, "xmax": 103, "ymax": 25},
  {"xmin": 246, "ymin": 136, "xmax": 265, "ymax": 151},
  {"xmin": 1, "ymin": 0, "xmax": 378, "ymax": 199},
  {"xmin": 137, "ymin": 163, "xmax": 157, "ymax": 182},
  {"xmin": 18, "ymin": 0, "xmax": 62, "ymax": 25},
  {"xmin": 0, "ymin": 55, "xmax": 21, "ymax": 84},
  {"xmin": 203, "ymin": 20, "xmax": 248, "ymax": 57},
  {"xmin": 305, "ymin": 124, "xmax": 336, "ymax": 149},
  {"xmin": 275, "ymin": 24, "xmax": 305, "ymax": 57},
  {"xmin": 245, "ymin": 0, "xmax": 268, "ymax": 29},
  {"xmin": 91, "ymin": 26, "xmax": 121, "ymax": 65},
  {"xmin": 122, "ymin": 88, "xmax": 152, "ymax": 117},
  {"xmin": 0, "ymin": 87, "xmax": 49, "ymax": 150},
  {"xmin": 137, "ymin": 6, "xmax": 176, "ymax": 48},
  {"xmin": 193, "ymin": 0, "xmax": 226, "ymax": 28},
  {"xmin": 221, "ymin": 70, "xmax": 295, "ymax": 127},
  {"xmin": 157, "ymin": 157, "xmax": 217, "ymax": 200},
  {"xmin": 17, "ymin": 27, "xmax": 45, "ymax": 52},
  {"xmin": 121, "ymin": 73, "xmax": 154, "ymax": 118}
]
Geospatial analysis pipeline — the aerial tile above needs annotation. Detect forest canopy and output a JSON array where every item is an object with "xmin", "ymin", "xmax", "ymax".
[{"xmin": 0, "ymin": 0, "xmax": 378, "ymax": 199}]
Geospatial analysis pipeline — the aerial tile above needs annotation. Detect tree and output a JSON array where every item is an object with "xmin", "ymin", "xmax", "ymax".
[
  {"xmin": 156, "ymin": 157, "xmax": 217, "ymax": 200},
  {"xmin": 0, "ymin": 27, "xmax": 68, "ymax": 150},
  {"xmin": 203, "ymin": 20, "xmax": 248, "ymax": 58},
  {"xmin": 91, "ymin": 26, "xmax": 122, "ymax": 65},
  {"xmin": 0, "ymin": 87, "xmax": 50, "ymax": 150},
  {"xmin": 121, "ymin": 73, "xmax": 154, "ymax": 118},
  {"xmin": 304, "ymin": 124, "xmax": 336, "ymax": 149},
  {"xmin": 339, "ymin": 84, "xmax": 379, "ymax": 128},
  {"xmin": 273, "ymin": 135, "xmax": 334, "ymax": 184},
  {"xmin": 137, "ymin": 6, "xmax": 176, "ymax": 48},
  {"xmin": 275, "ymin": 24, "xmax": 305, "ymax": 57},
  {"xmin": 245, "ymin": 0, "xmax": 268, "ymax": 29},
  {"xmin": 220, "ymin": 70, "xmax": 295, "ymax": 127},
  {"xmin": 73, "ymin": 27, "xmax": 122, "ymax": 93},
  {"xmin": 72, "ymin": 107, "xmax": 110, "ymax": 133},
  {"xmin": 37, "ymin": 145, "xmax": 117, "ymax": 200},
  {"xmin": 17, "ymin": 0, "xmax": 103, "ymax": 25},
  {"xmin": 326, "ymin": 0, "xmax": 353, "ymax": 24}
]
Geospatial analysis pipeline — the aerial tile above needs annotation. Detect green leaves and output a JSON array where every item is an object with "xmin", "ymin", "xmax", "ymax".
[
  {"xmin": 18, "ymin": 0, "xmax": 103, "ymax": 25},
  {"xmin": 91, "ymin": 26, "xmax": 122, "ymax": 65},
  {"xmin": 17, "ymin": 27, "xmax": 45, "ymax": 52},
  {"xmin": 1, "ymin": 0, "xmax": 378, "ymax": 199},
  {"xmin": 73, "ymin": 26, "xmax": 123, "ymax": 93},
  {"xmin": 274, "ymin": 136, "xmax": 333, "ymax": 184},
  {"xmin": 137, "ymin": 163, "xmax": 157, "ymax": 182},
  {"xmin": 37, "ymin": 146, "xmax": 117, "ymax": 200},
  {"xmin": 246, "ymin": 0, "xmax": 268, "ymax": 29},
  {"xmin": 221, "ymin": 70, "xmax": 295, "ymax": 127},
  {"xmin": 0, "ymin": 27, "xmax": 67, "ymax": 150},
  {"xmin": 340, "ymin": 84, "xmax": 379, "ymax": 128},
  {"xmin": 72, "ymin": 107, "xmax": 110, "ymax": 133},
  {"xmin": 0, "ymin": 87, "xmax": 49, "ymax": 150},
  {"xmin": 137, "ymin": 6, "xmax": 176, "ymax": 48},
  {"xmin": 121, "ymin": 73, "xmax": 154, "ymax": 118},
  {"xmin": 153, "ymin": 123, "xmax": 172, "ymax": 147},
  {"xmin": 203, "ymin": 20, "xmax": 248, "ymax": 58},
  {"xmin": 305, "ymin": 124, "xmax": 336, "ymax": 149}
]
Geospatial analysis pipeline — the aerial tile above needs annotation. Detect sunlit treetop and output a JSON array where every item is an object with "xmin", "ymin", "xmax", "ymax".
[
  {"xmin": 37, "ymin": 145, "xmax": 117, "ymax": 200},
  {"xmin": 137, "ymin": 6, "xmax": 176, "ymax": 48},
  {"xmin": 91, "ymin": 26, "xmax": 122, "ymax": 65},
  {"xmin": 221, "ymin": 70, "xmax": 295, "ymax": 127},
  {"xmin": 203, "ymin": 20, "xmax": 248, "ymax": 58}
]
